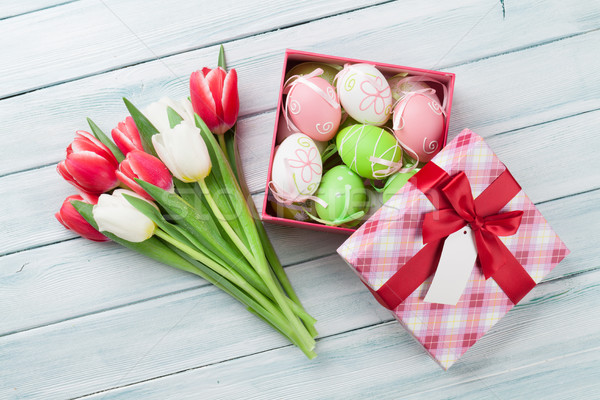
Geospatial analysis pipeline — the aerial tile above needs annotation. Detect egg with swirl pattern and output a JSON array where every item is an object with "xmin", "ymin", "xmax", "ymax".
[
  {"xmin": 284, "ymin": 76, "xmax": 341, "ymax": 141},
  {"xmin": 392, "ymin": 93, "xmax": 445, "ymax": 163}
]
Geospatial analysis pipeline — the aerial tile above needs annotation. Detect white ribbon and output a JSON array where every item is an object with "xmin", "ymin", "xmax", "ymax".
[{"xmin": 282, "ymin": 68, "xmax": 340, "ymax": 134}]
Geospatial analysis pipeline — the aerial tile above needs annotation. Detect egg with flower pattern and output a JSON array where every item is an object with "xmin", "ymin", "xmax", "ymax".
[
  {"xmin": 285, "ymin": 76, "xmax": 341, "ymax": 141},
  {"xmin": 271, "ymin": 133, "xmax": 323, "ymax": 202},
  {"xmin": 336, "ymin": 63, "xmax": 392, "ymax": 125}
]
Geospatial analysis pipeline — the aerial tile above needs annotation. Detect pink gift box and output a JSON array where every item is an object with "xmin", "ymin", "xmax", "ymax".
[
  {"xmin": 337, "ymin": 129, "xmax": 570, "ymax": 369},
  {"xmin": 262, "ymin": 49, "xmax": 456, "ymax": 233}
]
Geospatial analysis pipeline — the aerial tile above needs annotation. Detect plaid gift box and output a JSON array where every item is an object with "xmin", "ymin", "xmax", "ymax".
[{"xmin": 337, "ymin": 129, "xmax": 569, "ymax": 369}]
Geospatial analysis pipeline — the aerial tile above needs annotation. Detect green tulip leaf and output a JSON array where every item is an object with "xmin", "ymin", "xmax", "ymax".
[
  {"xmin": 123, "ymin": 97, "xmax": 159, "ymax": 157},
  {"xmin": 194, "ymin": 114, "xmax": 262, "ymax": 260},
  {"xmin": 166, "ymin": 106, "xmax": 184, "ymax": 128},
  {"xmin": 86, "ymin": 118, "xmax": 125, "ymax": 163},
  {"xmin": 218, "ymin": 44, "xmax": 226, "ymax": 69},
  {"xmin": 135, "ymin": 179, "xmax": 248, "ymax": 268},
  {"xmin": 70, "ymin": 200, "xmax": 201, "ymax": 275}
]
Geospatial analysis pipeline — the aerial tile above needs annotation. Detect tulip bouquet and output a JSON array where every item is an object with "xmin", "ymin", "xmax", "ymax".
[{"xmin": 55, "ymin": 47, "xmax": 318, "ymax": 358}]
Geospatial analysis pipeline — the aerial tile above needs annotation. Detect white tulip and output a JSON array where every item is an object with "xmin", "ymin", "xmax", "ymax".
[
  {"xmin": 152, "ymin": 122, "xmax": 212, "ymax": 183},
  {"xmin": 144, "ymin": 97, "xmax": 195, "ymax": 133},
  {"xmin": 93, "ymin": 189, "xmax": 156, "ymax": 242}
]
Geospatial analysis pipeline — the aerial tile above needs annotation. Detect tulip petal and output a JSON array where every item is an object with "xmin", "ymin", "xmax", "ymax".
[
  {"xmin": 205, "ymin": 67, "xmax": 226, "ymax": 118},
  {"xmin": 190, "ymin": 70, "xmax": 221, "ymax": 132},
  {"xmin": 56, "ymin": 195, "xmax": 108, "ymax": 242},
  {"xmin": 72, "ymin": 131, "xmax": 118, "ymax": 167},
  {"xmin": 129, "ymin": 151, "xmax": 173, "ymax": 192},
  {"xmin": 93, "ymin": 191, "xmax": 156, "ymax": 242},
  {"xmin": 152, "ymin": 123, "xmax": 210, "ymax": 183},
  {"xmin": 221, "ymin": 68, "xmax": 239, "ymax": 128},
  {"xmin": 63, "ymin": 151, "xmax": 119, "ymax": 194},
  {"xmin": 112, "ymin": 116, "xmax": 143, "ymax": 155}
]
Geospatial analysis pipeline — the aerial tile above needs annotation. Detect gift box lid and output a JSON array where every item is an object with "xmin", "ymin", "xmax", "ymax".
[{"xmin": 337, "ymin": 129, "xmax": 570, "ymax": 369}]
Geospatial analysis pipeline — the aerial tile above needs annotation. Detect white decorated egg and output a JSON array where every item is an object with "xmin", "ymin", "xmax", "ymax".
[
  {"xmin": 336, "ymin": 63, "xmax": 392, "ymax": 125},
  {"xmin": 271, "ymin": 133, "xmax": 323, "ymax": 201}
]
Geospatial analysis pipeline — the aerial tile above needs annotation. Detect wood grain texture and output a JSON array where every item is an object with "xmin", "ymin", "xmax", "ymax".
[
  {"xmin": 0, "ymin": 0, "xmax": 75, "ymax": 19},
  {"xmin": 1, "ymin": 104, "xmax": 595, "ymax": 256},
  {"xmin": 0, "ymin": 0, "xmax": 391, "ymax": 98},
  {"xmin": 71, "ymin": 267, "xmax": 600, "ymax": 399},
  {"xmin": 2, "ymin": 0, "xmax": 600, "ymax": 176},
  {"xmin": 0, "ymin": 189, "xmax": 597, "ymax": 398},
  {"xmin": 1, "ymin": 0, "xmax": 598, "ymax": 398}
]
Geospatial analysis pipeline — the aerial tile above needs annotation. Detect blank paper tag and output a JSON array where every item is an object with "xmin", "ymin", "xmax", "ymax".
[{"xmin": 423, "ymin": 226, "xmax": 478, "ymax": 306}]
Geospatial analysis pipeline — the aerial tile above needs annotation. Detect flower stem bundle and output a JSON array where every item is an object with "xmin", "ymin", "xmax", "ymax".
[{"xmin": 56, "ymin": 46, "xmax": 317, "ymax": 358}]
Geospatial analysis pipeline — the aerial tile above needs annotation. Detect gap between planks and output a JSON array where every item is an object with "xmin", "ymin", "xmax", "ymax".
[
  {"xmin": 2, "ymin": 27, "xmax": 599, "ymax": 180},
  {"xmin": 2, "ymin": 180, "xmax": 595, "ymax": 340},
  {"xmin": 0, "ymin": 0, "xmax": 395, "ymax": 101}
]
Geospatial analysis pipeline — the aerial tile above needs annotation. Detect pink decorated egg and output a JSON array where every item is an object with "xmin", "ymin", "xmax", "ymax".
[
  {"xmin": 392, "ymin": 94, "xmax": 445, "ymax": 163},
  {"xmin": 277, "ymin": 111, "xmax": 328, "ymax": 154},
  {"xmin": 286, "ymin": 76, "xmax": 341, "ymax": 141},
  {"xmin": 388, "ymin": 75, "xmax": 440, "ymax": 104},
  {"xmin": 336, "ymin": 63, "xmax": 392, "ymax": 126}
]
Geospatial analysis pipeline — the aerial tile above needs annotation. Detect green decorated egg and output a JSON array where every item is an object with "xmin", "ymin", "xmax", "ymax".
[
  {"xmin": 336, "ymin": 124, "xmax": 403, "ymax": 180},
  {"xmin": 285, "ymin": 62, "xmax": 341, "ymax": 86},
  {"xmin": 382, "ymin": 169, "xmax": 419, "ymax": 203},
  {"xmin": 314, "ymin": 165, "xmax": 367, "ymax": 225},
  {"xmin": 269, "ymin": 200, "xmax": 316, "ymax": 222}
]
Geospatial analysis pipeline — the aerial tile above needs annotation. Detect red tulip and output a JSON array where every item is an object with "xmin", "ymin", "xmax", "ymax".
[
  {"xmin": 190, "ymin": 67, "xmax": 239, "ymax": 134},
  {"xmin": 116, "ymin": 150, "xmax": 173, "ymax": 200},
  {"xmin": 112, "ymin": 116, "xmax": 143, "ymax": 155},
  {"xmin": 55, "ymin": 195, "xmax": 108, "ymax": 242},
  {"xmin": 57, "ymin": 131, "xmax": 119, "ymax": 195}
]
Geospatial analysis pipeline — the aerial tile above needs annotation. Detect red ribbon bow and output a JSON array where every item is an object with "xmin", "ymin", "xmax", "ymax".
[
  {"xmin": 364, "ymin": 162, "xmax": 537, "ymax": 310},
  {"xmin": 422, "ymin": 171, "xmax": 524, "ymax": 280}
]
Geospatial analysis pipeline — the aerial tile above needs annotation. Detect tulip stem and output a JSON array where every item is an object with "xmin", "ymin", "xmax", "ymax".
[
  {"xmin": 198, "ymin": 179, "xmax": 258, "ymax": 267},
  {"xmin": 155, "ymin": 228, "xmax": 314, "ymax": 355},
  {"xmin": 218, "ymin": 134, "xmax": 228, "ymax": 157}
]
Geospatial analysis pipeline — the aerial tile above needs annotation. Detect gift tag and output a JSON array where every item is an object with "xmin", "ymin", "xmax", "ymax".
[{"xmin": 423, "ymin": 226, "xmax": 478, "ymax": 306}]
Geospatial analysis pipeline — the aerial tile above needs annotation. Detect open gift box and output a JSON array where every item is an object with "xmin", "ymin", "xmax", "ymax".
[
  {"xmin": 261, "ymin": 49, "xmax": 456, "ymax": 233},
  {"xmin": 337, "ymin": 129, "xmax": 570, "ymax": 369}
]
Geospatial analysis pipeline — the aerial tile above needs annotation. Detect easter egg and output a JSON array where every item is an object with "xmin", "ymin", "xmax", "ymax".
[
  {"xmin": 336, "ymin": 124, "xmax": 403, "ymax": 180},
  {"xmin": 315, "ymin": 165, "xmax": 367, "ymax": 224},
  {"xmin": 388, "ymin": 75, "xmax": 440, "ymax": 103},
  {"xmin": 271, "ymin": 133, "xmax": 322, "ymax": 200},
  {"xmin": 392, "ymin": 94, "xmax": 445, "ymax": 163},
  {"xmin": 286, "ymin": 76, "xmax": 341, "ymax": 141},
  {"xmin": 382, "ymin": 169, "xmax": 419, "ymax": 203},
  {"xmin": 285, "ymin": 62, "xmax": 341, "ymax": 86},
  {"xmin": 269, "ymin": 199, "xmax": 316, "ymax": 222},
  {"xmin": 336, "ymin": 63, "xmax": 392, "ymax": 125}
]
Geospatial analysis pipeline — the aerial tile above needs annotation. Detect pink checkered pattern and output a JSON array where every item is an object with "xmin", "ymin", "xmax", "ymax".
[{"xmin": 338, "ymin": 129, "xmax": 569, "ymax": 369}]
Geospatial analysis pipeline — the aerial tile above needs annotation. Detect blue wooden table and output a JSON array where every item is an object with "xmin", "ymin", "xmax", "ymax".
[{"xmin": 1, "ymin": 0, "xmax": 599, "ymax": 398}]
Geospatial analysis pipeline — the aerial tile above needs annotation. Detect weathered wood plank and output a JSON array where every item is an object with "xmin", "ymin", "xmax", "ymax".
[
  {"xmin": 0, "ymin": 254, "xmax": 383, "ymax": 399},
  {"xmin": 1, "ymin": 104, "xmax": 595, "ymax": 256},
  {"xmin": 0, "ymin": 0, "xmax": 391, "ymax": 98},
  {"xmin": 0, "ymin": 220, "xmax": 347, "ymax": 336},
  {"xmin": 0, "ymin": 187, "xmax": 594, "ymax": 361},
  {"xmin": 2, "ymin": 0, "xmax": 600, "ymax": 176},
  {"xmin": 84, "ymin": 269, "xmax": 600, "ymax": 400},
  {"xmin": 2, "ymin": 250, "xmax": 596, "ymax": 399},
  {"xmin": 0, "ymin": 0, "xmax": 74, "ymax": 19}
]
